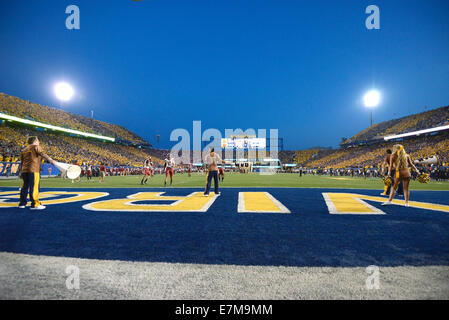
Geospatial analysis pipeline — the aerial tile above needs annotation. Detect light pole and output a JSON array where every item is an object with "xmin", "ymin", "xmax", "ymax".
[{"xmin": 363, "ymin": 90, "xmax": 380, "ymax": 126}]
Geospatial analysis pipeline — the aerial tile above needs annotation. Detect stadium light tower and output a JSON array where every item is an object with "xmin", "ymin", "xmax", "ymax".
[
  {"xmin": 54, "ymin": 82, "xmax": 74, "ymax": 107},
  {"xmin": 363, "ymin": 90, "xmax": 380, "ymax": 126}
]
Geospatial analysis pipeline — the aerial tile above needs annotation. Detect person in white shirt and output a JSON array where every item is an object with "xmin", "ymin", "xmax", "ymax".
[
  {"xmin": 203, "ymin": 147, "xmax": 223, "ymax": 196},
  {"xmin": 164, "ymin": 154, "xmax": 176, "ymax": 186}
]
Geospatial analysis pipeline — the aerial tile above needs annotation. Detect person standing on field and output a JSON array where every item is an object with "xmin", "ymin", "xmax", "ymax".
[
  {"xmin": 18, "ymin": 136, "xmax": 56, "ymax": 210},
  {"xmin": 203, "ymin": 147, "xmax": 223, "ymax": 196},
  {"xmin": 99, "ymin": 163, "xmax": 106, "ymax": 183},
  {"xmin": 382, "ymin": 144, "xmax": 420, "ymax": 207}
]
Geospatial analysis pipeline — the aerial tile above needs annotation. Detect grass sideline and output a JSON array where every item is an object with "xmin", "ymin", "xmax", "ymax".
[{"xmin": 1, "ymin": 173, "xmax": 448, "ymax": 190}]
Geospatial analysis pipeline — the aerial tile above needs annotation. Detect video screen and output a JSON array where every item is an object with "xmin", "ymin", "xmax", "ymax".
[{"xmin": 221, "ymin": 138, "xmax": 266, "ymax": 149}]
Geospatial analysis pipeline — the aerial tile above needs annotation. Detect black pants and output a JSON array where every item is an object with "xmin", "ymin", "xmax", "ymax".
[
  {"xmin": 387, "ymin": 169, "xmax": 404, "ymax": 195},
  {"xmin": 19, "ymin": 172, "xmax": 41, "ymax": 207},
  {"xmin": 204, "ymin": 170, "xmax": 219, "ymax": 195}
]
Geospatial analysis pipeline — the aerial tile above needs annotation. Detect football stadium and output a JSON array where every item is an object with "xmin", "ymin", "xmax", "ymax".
[{"xmin": 1, "ymin": 0, "xmax": 449, "ymax": 306}]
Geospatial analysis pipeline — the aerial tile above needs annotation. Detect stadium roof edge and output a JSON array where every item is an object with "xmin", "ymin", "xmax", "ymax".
[{"xmin": 0, "ymin": 112, "xmax": 115, "ymax": 142}]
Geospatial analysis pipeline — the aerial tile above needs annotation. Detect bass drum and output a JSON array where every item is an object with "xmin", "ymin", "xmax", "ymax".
[{"xmin": 414, "ymin": 155, "xmax": 438, "ymax": 165}]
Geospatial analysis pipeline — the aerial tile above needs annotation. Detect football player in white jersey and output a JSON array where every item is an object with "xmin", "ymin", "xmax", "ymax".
[{"xmin": 164, "ymin": 154, "xmax": 176, "ymax": 186}]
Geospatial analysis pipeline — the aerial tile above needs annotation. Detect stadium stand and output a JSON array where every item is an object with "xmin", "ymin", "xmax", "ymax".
[
  {"xmin": 341, "ymin": 106, "xmax": 449, "ymax": 145},
  {"xmin": 300, "ymin": 131, "xmax": 449, "ymax": 169},
  {"xmin": 0, "ymin": 124, "xmax": 164, "ymax": 167},
  {"xmin": 0, "ymin": 92, "xmax": 148, "ymax": 145},
  {"xmin": 0, "ymin": 93, "xmax": 166, "ymax": 167},
  {"xmin": 293, "ymin": 149, "xmax": 325, "ymax": 165},
  {"xmin": 1, "ymin": 93, "xmax": 448, "ymax": 176},
  {"xmin": 289, "ymin": 106, "xmax": 449, "ymax": 171}
]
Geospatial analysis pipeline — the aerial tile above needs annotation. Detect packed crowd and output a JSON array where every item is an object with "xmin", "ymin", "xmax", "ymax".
[
  {"xmin": 0, "ymin": 93, "xmax": 148, "ymax": 145},
  {"xmin": 302, "ymin": 131, "xmax": 449, "ymax": 169},
  {"xmin": 293, "ymin": 149, "xmax": 322, "ymax": 165},
  {"xmin": 292, "ymin": 164, "xmax": 449, "ymax": 181},
  {"xmin": 0, "ymin": 124, "xmax": 164, "ymax": 167}
]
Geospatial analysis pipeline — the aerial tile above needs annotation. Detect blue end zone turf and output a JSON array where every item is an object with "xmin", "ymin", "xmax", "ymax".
[{"xmin": 1, "ymin": 187, "xmax": 448, "ymax": 267}]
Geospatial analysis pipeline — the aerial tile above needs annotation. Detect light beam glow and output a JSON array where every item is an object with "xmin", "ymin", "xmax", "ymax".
[{"xmin": 0, "ymin": 112, "xmax": 115, "ymax": 142}]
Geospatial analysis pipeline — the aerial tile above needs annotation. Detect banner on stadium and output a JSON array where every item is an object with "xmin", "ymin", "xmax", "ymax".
[{"xmin": 0, "ymin": 162, "xmax": 60, "ymax": 177}]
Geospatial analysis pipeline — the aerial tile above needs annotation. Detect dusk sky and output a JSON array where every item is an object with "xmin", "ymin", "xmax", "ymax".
[{"xmin": 1, "ymin": 0, "xmax": 448, "ymax": 149}]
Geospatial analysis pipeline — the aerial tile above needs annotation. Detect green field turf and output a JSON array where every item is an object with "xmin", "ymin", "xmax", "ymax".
[{"xmin": 1, "ymin": 173, "xmax": 449, "ymax": 191}]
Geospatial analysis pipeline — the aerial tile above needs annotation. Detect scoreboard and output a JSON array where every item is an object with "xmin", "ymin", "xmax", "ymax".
[{"xmin": 221, "ymin": 138, "xmax": 266, "ymax": 149}]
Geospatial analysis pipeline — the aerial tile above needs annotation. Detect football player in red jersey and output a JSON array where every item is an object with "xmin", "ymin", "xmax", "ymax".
[
  {"xmin": 99, "ymin": 163, "xmax": 106, "ymax": 183},
  {"xmin": 141, "ymin": 156, "xmax": 153, "ymax": 185},
  {"xmin": 218, "ymin": 164, "xmax": 225, "ymax": 181},
  {"xmin": 164, "ymin": 154, "xmax": 175, "ymax": 186}
]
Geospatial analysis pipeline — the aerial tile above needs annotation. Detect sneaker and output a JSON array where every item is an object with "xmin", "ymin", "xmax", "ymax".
[
  {"xmin": 380, "ymin": 193, "xmax": 387, "ymax": 196},
  {"xmin": 381, "ymin": 201, "xmax": 392, "ymax": 206},
  {"xmin": 404, "ymin": 203, "xmax": 409, "ymax": 207},
  {"xmin": 30, "ymin": 205, "xmax": 46, "ymax": 210},
  {"xmin": 204, "ymin": 193, "xmax": 209, "ymax": 197},
  {"xmin": 18, "ymin": 205, "xmax": 26, "ymax": 209}
]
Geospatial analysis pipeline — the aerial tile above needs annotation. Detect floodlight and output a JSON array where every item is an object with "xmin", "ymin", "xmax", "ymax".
[
  {"xmin": 54, "ymin": 82, "xmax": 74, "ymax": 102},
  {"xmin": 363, "ymin": 90, "xmax": 380, "ymax": 108}
]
